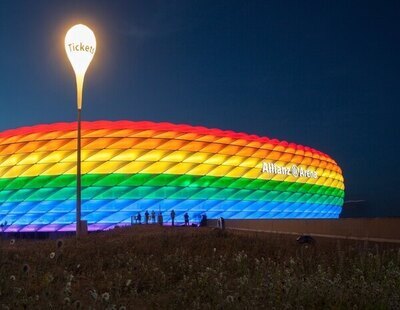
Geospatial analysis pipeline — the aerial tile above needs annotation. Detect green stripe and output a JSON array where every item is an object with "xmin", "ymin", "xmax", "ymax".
[
  {"xmin": 0, "ymin": 173, "xmax": 344, "ymax": 204},
  {"xmin": 0, "ymin": 173, "xmax": 344, "ymax": 196}
]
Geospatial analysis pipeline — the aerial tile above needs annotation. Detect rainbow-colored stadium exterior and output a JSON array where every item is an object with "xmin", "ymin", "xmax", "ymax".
[{"xmin": 0, "ymin": 121, "xmax": 344, "ymax": 232}]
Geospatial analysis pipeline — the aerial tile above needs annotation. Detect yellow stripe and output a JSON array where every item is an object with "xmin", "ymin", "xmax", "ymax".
[{"xmin": 0, "ymin": 154, "xmax": 344, "ymax": 189}]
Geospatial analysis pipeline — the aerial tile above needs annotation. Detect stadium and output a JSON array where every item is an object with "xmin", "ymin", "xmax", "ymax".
[{"xmin": 0, "ymin": 120, "xmax": 344, "ymax": 232}]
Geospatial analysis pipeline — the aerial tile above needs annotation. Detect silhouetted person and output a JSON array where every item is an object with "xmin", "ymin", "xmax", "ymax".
[
  {"xmin": 170, "ymin": 209, "xmax": 176, "ymax": 226},
  {"xmin": 151, "ymin": 210, "xmax": 156, "ymax": 224},
  {"xmin": 137, "ymin": 212, "xmax": 142, "ymax": 224},
  {"xmin": 184, "ymin": 212, "xmax": 189, "ymax": 226},
  {"xmin": 144, "ymin": 210, "xmax": 149, "ymax": 224},
  {"xmin": 200, "ymin": 213, "xmax": 208, "ymax": 227},
  {"xmin": 158, "ymin": 212, "xmax": 163, "ymax": 226},
  {"xmin": 218, "ymin": 217, "xmax": 225, "ymax": 230},
  {"xmin": 0, "ymin": 221, "xmax": 6, "ymax": 232}
]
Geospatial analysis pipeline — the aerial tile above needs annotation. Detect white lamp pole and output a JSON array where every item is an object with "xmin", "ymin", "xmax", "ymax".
[{"xmin": 65, "ymin": 24, "xmax": 96, "ymax": 236}]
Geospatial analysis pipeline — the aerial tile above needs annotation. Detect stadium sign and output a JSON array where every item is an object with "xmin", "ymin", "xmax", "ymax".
[{"xmin": 262, "ymin": 162, "xmax": 318, "ymax": 179}]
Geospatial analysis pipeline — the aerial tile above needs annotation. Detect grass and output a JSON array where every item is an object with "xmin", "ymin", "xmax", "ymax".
[{"xmin": 1, "ymin": 225, "xmax": 400, "ymax": 309}]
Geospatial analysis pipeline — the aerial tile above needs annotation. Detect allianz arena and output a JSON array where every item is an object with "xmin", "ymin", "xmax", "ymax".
[{"xmin": 0, "ymin": 121, "xmax": 344, "ymax": 232}]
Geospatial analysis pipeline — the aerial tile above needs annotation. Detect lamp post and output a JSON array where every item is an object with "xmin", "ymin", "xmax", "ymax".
[{"xmin": 65, "ymin": 24, "xmax": 96, "ymax": 236}]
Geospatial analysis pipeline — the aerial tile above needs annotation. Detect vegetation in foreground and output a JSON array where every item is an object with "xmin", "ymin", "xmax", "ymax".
[{"xmin": 0, "ymin": 226, "xmax": 399, "ymax": 309}]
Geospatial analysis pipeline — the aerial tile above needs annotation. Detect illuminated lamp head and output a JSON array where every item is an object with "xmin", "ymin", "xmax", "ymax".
[{"xmin": 64, "ymin": 24, "xmax": 96, "ymax": 109}]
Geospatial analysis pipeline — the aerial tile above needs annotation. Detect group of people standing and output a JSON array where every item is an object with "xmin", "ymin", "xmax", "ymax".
[{"xmin": 133, "ymin": 210, "xmax": 191, "ymax": 226}]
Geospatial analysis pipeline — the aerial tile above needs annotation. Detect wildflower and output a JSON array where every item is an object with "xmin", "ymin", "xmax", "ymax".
[
  {"xmin": 89, "ymin": 289, "xmax": 98, "ymax": 300},
  {"xmin": 126, "ymin": 279, "xmax": 132, "ymax": 287},
  {"xmin": 64, "ymin": 281, "xmax": 72, "ymax": 295},
  {"xmin": 22, "ymin": 263, "xmax": 30, "ymax": 273},
  {"xmin": 10, "ymin": 239, "xmax": 15, "ymax": 245},
  {"xmin": 14, "ymin": 287, "xmax": 22, "ymax": 294},
  {"xmin": 64, "ymin": 285, "xmax": 72, "ymax": 296},
  {"xmin": 102, "ymin": 292, "xmax": 110, "ymax": 302},
  {"xmin": 49, "ymin": 252, "xmax": 56, "ymax": 259}
]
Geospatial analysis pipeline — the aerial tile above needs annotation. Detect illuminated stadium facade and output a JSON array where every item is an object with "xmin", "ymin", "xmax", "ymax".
[{"xmin": 0, "ymin": 121, "xmax": 344, "ymax": 232}]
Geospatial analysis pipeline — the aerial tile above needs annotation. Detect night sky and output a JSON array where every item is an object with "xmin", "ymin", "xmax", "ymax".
[{"xmin": 0, "ymin": 1, "xmax": 399, "ymax": 217}]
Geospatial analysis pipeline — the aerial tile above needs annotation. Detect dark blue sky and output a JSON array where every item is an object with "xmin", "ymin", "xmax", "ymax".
[{"xmin": 1, "ymin": 1, "xmax": 399, "ymax": 217}]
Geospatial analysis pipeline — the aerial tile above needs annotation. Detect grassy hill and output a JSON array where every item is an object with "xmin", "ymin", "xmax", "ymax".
[{"xmin": 1, "ymin": 226, "xmax": 399, "ymax": 309}]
